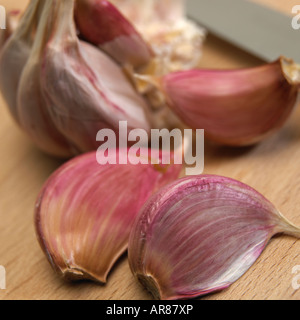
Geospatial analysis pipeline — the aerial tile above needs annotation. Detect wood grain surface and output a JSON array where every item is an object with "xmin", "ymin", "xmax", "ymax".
[{"xmin": 0, "ymin": 0, "xmax": 300, "ymax": 300}]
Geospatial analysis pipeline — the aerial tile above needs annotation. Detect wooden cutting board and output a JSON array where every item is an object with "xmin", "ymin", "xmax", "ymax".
[{"xmin": 0, "ymin": 0, "xmax": 300, "ymax": 300}]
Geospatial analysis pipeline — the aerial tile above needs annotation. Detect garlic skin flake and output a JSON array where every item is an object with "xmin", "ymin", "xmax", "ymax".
[
  {"xmin": 162, "ymin": 57, "xmax": 300, "ymax": 146},
  {"xmin": 128, "ymin": 175, "xmax": 300, "ymax": 300},
  {"xmin": 108, "ymin": 0, "xmax": 206, "ymax": 73},
  {"xmin": 35, "ymin": 150, "xmax": 182, "ymax": 283}
]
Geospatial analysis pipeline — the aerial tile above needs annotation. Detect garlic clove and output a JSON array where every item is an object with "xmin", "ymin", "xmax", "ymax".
[
  {"xmin": 41, "ymin": 0, "xmax": 153, "ymax": 154},
  {"xmin": 75, "ymin": 0, "xmax": 153, "ymax": 69},
  {"xmin": 128, "ymin": 175, "xmax": 300, "ymax": 300},
  {"xmin": 0, "ymin": 0, "xmax": 43, "ymax": 124},
  {"xmin": 17, "ymin": 0, "xmax": 74, "ymax": 158},
  {"xmin": 161, "ymin": 57, "xmax": 300, "ymax": 146},
  {"xmin": 35, "ymin": 150, "xmax": 182, "ymax": 283}
]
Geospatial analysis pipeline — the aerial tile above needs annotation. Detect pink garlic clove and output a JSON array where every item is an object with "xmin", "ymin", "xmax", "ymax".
[
  {"xmin": 0, "ymin": 0, "xmax": 43, "ymax": 124},
  {"xmin": 41, "ymin": 0, "xmax": 153, "ymax": 154},
  {"xmin": 161, "ymin": 57, "xmax": 300, "ymax": 146},
  {"xmin": 35, "ymin": 149, "xmax": 182, "ymax": 283},
  {"xmin": 75, "ymin": 0, "xmax": 153, "ymax": 69},
  {"xmin": 128, "ymin": 175, "xmax": 300, "ymax": 300}
]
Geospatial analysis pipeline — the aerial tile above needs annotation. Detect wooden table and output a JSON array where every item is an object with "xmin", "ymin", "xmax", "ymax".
[{"xmin": 0, "ymin": 0, "xmax": 300, "ymax": 300}]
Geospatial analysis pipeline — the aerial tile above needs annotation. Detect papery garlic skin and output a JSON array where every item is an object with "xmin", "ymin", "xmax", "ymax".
[
  {"xmin": 109, "ymin": 0, "xmax": 185, "ymax": 27},
  {"xmin": 35, "ymin": 150, "xmax": 182, "ymax": 283},
  {"xmin": 108, "ymin": 0, "xmax": 206, "ymax": 74},
  {"xmin": 128, "ymin": 175, "xmax": 300, "ymax": 300},
  {"xmin": 161, "ymin": 57, "xmax": 300, "ymax": 146}
]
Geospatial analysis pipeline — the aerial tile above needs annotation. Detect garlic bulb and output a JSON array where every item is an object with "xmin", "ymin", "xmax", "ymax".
[
  {"xmin": 0, "ymin": 0, "xmax": 299, "ymax": 156},
  {"xmin": 35, "ymin": 149, "xmax": 182, "ymax": 283},
  {"xmin": 3, "ymin": 0, "xmax": 154, "ymax": 157},
  {"xmin": 41, "ymin": 0, "xmax": 152, "ymax": 155},
  {"xmin": 161, "ymin": 57, "xmax": 300, "ymax": 146},
  {"xmin": 128, "ymin": 175, "xmax": 300, "ymax": 300}
]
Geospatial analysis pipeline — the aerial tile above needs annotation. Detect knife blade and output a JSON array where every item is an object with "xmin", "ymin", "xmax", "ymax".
[{"xmin": 186, "ymin": 0, "xmax": 300, "ymax": 63}]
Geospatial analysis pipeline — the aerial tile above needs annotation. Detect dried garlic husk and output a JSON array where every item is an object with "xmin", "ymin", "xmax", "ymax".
[
  {"xmin": 108, "ymin": 0, "xmax": 206, "ymax": 73},
  {"xmin": 75, "ymin": 0, "xmax": 153, "ymax": 69},
  {"xmin": 35, "ymin": 149, "xmax": 182, "ymax": 283},
  {"xmin": 128, "ymin": 175, "xmax": 300, "ymax": 300},
  {"xmin": 160, "ymin": 57, "xmax": 300, "ymax": 146}
]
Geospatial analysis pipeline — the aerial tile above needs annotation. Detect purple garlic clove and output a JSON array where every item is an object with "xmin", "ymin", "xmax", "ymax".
[
  {"xmin": 35, "ymin": 149, "xmax": 182, "ymax": 283},
  {"xmin": 161, "ymin": 57, "xmax": 300, "ymax": 146},
  {"xmin": 128, "ymin": 174, "xmax": 300, "ymax": 300},
  {"xmin": 74, "ymin": 0, "xmax": 154, "ymax": 69}
]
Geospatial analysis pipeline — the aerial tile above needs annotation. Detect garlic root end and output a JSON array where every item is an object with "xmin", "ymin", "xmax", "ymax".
[
  {"xmin": 280, "ymin": 56, "xmax": 300, "ymax": 86},
  {"xmin": 275, "ymin": 211, "xmax": 300, "ymax": 239},
  {"xmin": 137, "ymin": 274, "xmax": 162, "ymax": 300}
]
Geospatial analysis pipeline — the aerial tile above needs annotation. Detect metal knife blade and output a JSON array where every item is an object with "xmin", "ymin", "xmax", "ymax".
[{"xmin": 186, "ymin": 0, "xmax": 300, "ymax": 63}]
